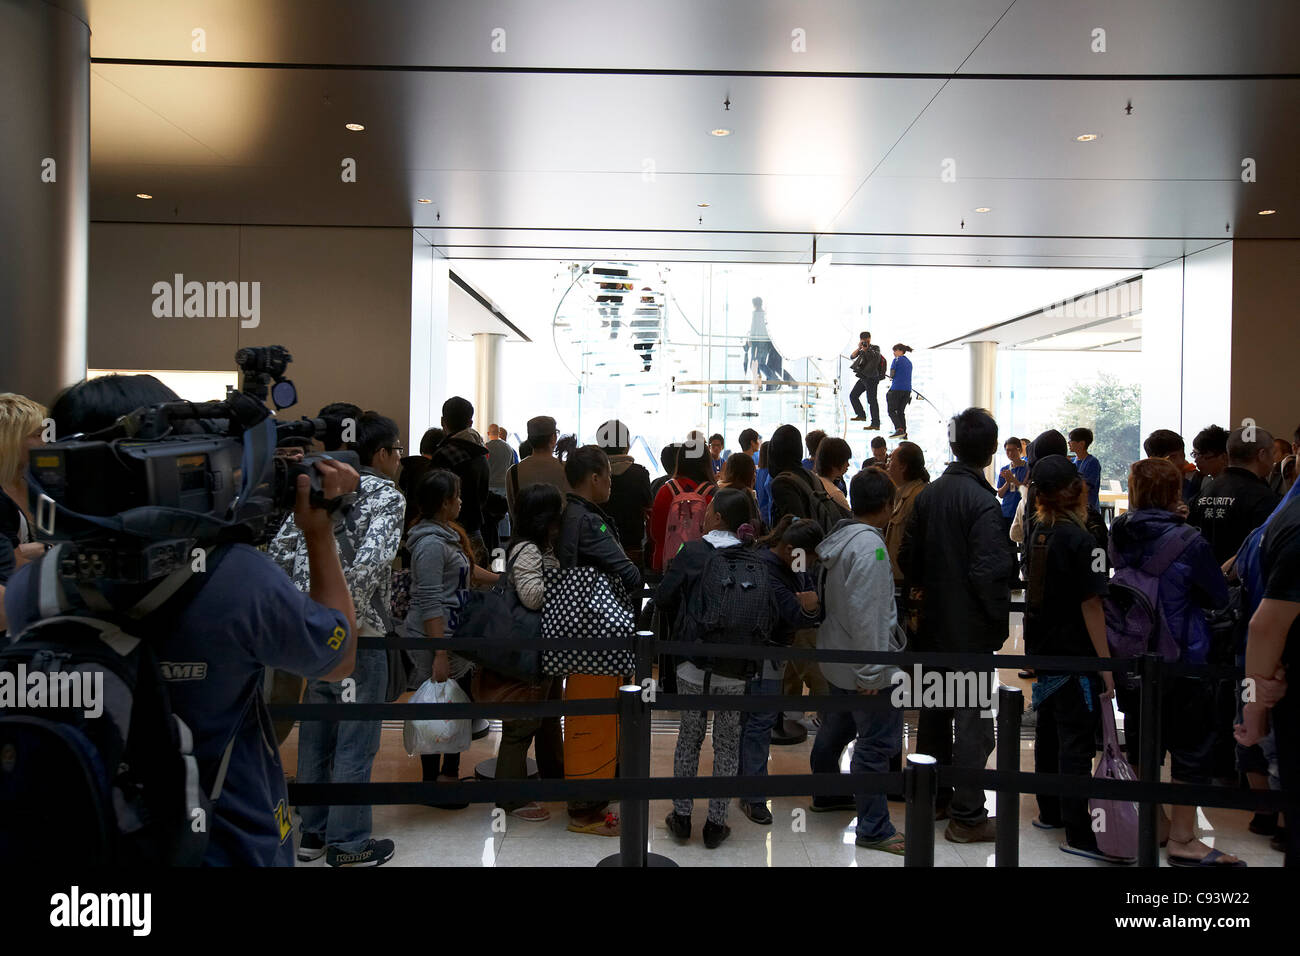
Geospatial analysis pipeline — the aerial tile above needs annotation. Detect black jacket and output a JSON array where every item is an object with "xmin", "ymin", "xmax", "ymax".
[
  {"xmin": 0, "ymin": 533, "xmax": 13, "ymax": 588},
  {"xmin": 428, "ymin": 433, "xmax": 491, "ymax": 536},
  {"xmin": 558, "ymin": 493, "xmax": 643, "ymax": 597},
  {"xmin": 1190, "ymin": 466, "xmax": 1280, "ymax": 564},
  {"xmin": 0, "ymin": 492, "xmax": 23, "ymax": 550},
  {"xmin": 757, "ymin": 546, "xmax": 818, "ymax": 646},
  {"xmin": 852, "ymin": 343, "xmax": 885, "ymax": 381},
  {"xmin": 769, "ymin": 467, "xmax": 820, "ymax": 526},
  {"xmin": 605, "ymin": 456, "xmax": 652, "ymax": 553},
  {"xmin": 899, "ymin": 462, "xmax": 1016, "ymax": 653}
]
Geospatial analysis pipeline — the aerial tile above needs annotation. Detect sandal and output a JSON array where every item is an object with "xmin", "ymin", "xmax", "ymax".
[
  {"xmin": 509, "ymin": 802, "xmax": 551, "ymax": 823},
  {"xmin": 1166, "ymin": 839, "xmax": 1246, "ymax": 868},
  {"xmin": 855, "ymin": 832, "xmax": 906, "ymax": 855},
  {"xmin": 567, "ymin": 812, "xmax": 620, "ymax": 837},
  {"xmin": 1060, "ymin": 842, "xmax": 1134, "ymax": 864}
]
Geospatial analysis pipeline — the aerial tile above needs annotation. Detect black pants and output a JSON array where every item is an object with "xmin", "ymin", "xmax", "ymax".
[
  {"xmin": 886, "ymin": 391, "xmax": 911, "ymax": 434},
  {"xmin": 1273, "ymin": 692, "xmax": 1300, "ymax": 867},
  {"xmin": 496, "ymin": 678, "xmax": 565, "ymax": 811},
  {"xmin": 849, "ymin": 378, "xmax": 880, "ymax": 423},
  {"xmin": 917, "ymin": 686, "xmax": 995, "ymax": 825},
  {"xmin": 421, "ymin": 673, "xmax": 474, "ymax": 780},
  {"xmin": 1034, "ymin": 676, "xmax": 1101, "ymax": 851}
]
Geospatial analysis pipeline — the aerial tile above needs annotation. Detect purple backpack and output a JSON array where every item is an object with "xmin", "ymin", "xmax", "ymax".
[{"xmin": 1104, "ymin": 524, "xmax": 1198, "ymax": 661}]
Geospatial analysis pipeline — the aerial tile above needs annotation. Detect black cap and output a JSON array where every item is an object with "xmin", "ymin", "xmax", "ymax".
[{"xmin": 1030, "ymin": 454, "xmax": 1079, "ymax": 494}]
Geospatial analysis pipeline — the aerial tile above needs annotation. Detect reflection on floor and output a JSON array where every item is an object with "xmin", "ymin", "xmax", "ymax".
[
  {"xmin": 281, "ymin": 612, "xmax": 1281, "ymax": 867},
  {"xmin": 280, "ymin": 711, "xmax": 1283, "ymax": 869}
]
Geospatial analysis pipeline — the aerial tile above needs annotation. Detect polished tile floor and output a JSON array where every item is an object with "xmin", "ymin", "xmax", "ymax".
[
  {"xmin": 283, "ymin": 614, "xmax": 1283, "ymax": 867},
  {"xmin": 282, "ymin": 708, "xmax": 1283, "ymax": 868}
]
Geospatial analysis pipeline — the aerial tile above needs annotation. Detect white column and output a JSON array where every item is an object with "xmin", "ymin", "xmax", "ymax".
[
  {"xmin": 968, "ymin": 340, "xmax": 998, "ymax": 482},
  {"xmin": 473, "ymin": 332, "xmax": 505, "ymax": 433},
  {"xmin": 409, "ymin": 239, "xmax": 449, "ymax": 441}
]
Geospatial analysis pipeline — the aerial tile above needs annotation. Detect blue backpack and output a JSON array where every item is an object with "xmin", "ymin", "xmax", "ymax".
[
  {"xmin": 0, "ymin": 545, "xmax": 235, "ymax": 865},
  {"xmin": 1104, "ymin": 525, "xmax": 1199, "ymax": 662}
]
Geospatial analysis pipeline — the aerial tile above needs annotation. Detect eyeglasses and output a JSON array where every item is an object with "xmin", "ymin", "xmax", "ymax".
[
  {"xmin": 387, "ymin": 445, "xmax": 404, "ymax": 455},
  {"xmin": 1190, "ymin": 450, "xmax": 1221, "ymax": 461}
]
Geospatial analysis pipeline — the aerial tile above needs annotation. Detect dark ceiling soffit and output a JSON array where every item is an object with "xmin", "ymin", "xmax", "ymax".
[
  {"xmin": 431, "ymin": 256, "xmax": 1162, "ymax": 269},
  {"xmin": 929, "ymin": 273, "xmax": 1143, "ymax": 349},
  {"xmin": 448, "ymin": 269, "xmax": 531, "ymax": 342},
  {"xmin": 88, "ymin": 58, "xmax": 1300, "ymax": 81}
]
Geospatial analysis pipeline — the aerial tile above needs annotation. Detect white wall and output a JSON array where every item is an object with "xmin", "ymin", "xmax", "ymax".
[
  {"xmin": 1139, "ymin": 255, "xmax": 1186, "ymax": 444},
  {"xmin": 1180, "ymin": 242, "xmax": 1233, "ymax": 435}
]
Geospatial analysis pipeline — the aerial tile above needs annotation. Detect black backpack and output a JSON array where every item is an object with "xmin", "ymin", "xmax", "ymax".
[
  {"xmin": 0, "ymin": 544, "xmax": 239, "ymax": 866},
  {"xmin": 685, "ymin": 545, "xmax": 775, "ymax": 681},
  {"xmin": 773, "ymin": 470, "xmax": 847, "ymax": 535}
]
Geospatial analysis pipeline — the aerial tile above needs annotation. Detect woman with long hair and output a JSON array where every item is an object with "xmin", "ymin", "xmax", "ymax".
[
  {"xmin": 648, "ymin": 434, "xmax": 717, "ymax": 571},
  {"xmin": 812, "ymin": 437, "xmax": 854, "ymax": 516},
  {"xmin": 1109, "ymin": 457, "xmax": 1240, "ymax": 866},
  {"xmin": 737, "ymin": 514, "xmax": 824, "ymax": 825},
  {"xmin": 490, "ymin": 481, "xmax": 567, "ymax": 822},
  {"xmin": 1021, "ymin": 456, "xmax": 1125, "ymax": 862},
  {"xmin": 718, "ymin": 446, "xmax": 763, "ymax": 531},
  {"xmin": 0, "ymin": 393, "xmax": 49, "ymax": 570},
  {"xmin": 404, "ymin": 468, "xmax": 497, "ymax": 807}
]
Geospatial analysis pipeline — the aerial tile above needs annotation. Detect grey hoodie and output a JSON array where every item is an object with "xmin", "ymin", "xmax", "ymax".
[
  {"xmin": 815, "ymin": 518, "xmax": 904, "ymax": 691},
  {"xmin": 404, "ymin": 520, "xmax": 472, "ymax": 680}
]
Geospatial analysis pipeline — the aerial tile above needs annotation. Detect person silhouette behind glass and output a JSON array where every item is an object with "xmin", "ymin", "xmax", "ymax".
[{"xmin": 743, "ymin": 296, "xmax": 796, "ymax": 391}]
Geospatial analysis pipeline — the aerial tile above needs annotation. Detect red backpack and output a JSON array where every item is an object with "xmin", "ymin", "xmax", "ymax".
[{"xmin": 661, "ymin": 479, "xmax": 715, "ymax": 568}]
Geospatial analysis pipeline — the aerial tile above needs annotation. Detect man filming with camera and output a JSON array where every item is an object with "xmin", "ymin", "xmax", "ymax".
[{"xmin": 3, "ymin": 372, "xmax": 361, "ymax": 866}]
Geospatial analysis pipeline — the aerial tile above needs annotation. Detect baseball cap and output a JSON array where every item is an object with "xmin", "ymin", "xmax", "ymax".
[{"xmin": 1030, "ymin": 454, "xmax": 1080, "ymax": 494}]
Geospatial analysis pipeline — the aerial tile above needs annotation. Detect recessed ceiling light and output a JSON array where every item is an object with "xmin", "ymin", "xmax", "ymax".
[
  {"xmin": 345, "ymin": 123, "xmax": 365, "ymax": 131},
  {"xmin": 1075, "ymin": 133, "xmax": 1100, "ymax": 142},
  {"xmin": 697, "ymin": 202, "xmax": 710, "ymax": 207},
  {"xmin": 974, "ymin": 206, "xmax": 991, "ymax": 213},
  {"xmin": 709, "ymin": 128, "xmax": 732, "ymax": 137},
  {"xmin": 135, "ymin": 193, "xmax": 153, "ymax": 199},
  {"xmin": 417, "ymin": 198, "xmax": 432, "ymax": 204},
  {"xmin": 1258, "ymin": 209, "xmax": 1277, "ymax": 215}
]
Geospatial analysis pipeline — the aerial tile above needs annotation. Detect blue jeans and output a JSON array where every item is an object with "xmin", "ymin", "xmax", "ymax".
[
  {"xmin": 810, "ymin": 685, "xmax": 903, "ymax": 841},
  {"xmin": 297, "ymin": 648, "xmax": 387, "ymax": 852},
  {"xmin": 739, "ymin": 675, "xmax": 783, "ymax": 807}
]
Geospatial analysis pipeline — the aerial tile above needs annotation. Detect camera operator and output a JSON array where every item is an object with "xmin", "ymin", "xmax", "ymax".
[{"xmin": 4, "ymin": 374, "xmax": 361, "ymax": 866}]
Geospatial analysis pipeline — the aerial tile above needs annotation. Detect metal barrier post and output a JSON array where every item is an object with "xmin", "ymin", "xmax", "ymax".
[
  {"xmin": 598, "ymin": 684, "xmax": 676, "ymax": 867},
  {"xmin": 635, "ymin": 629, "xmax": 655, "ymax": 687},
  {"xmin": 1137, "ymin": 653, "xmax": 1163, "ymax": 868},
  {"xmin": 995, "ymin": 685, "xmax": 1023, "ymax": 868},
  {"xmin": 903, "ymin": 754, "xmax": 938, "ymax": 867}
]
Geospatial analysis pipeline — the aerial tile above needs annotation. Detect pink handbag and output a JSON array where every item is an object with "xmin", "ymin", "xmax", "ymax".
[{"xmin": 1090, "ymin": 702, "xmax": 1138, "ymax": 859}]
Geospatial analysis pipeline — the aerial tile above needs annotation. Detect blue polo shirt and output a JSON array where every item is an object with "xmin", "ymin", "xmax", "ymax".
[
  {"xmin": 5, "ymin": 544, "xmax": 348, "ymax": 866},
  {"xmin": 1075, "ymin": 454, "xmax": 1102, "ymax": 513},
  {"xmin": 889, "ymin": 355, "xmax": 913, "ymax": 392},
  {"xmin": 1000, "ymin": 462, "xmax": 1028, "ymax": 519}
]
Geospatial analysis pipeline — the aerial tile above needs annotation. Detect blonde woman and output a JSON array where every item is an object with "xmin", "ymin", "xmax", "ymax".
[{"xmin": 0, "ymin": 393, "xmax": 48, "ymax": 570}]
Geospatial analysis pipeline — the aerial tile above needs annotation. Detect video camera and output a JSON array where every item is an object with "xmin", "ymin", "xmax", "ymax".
[{"xmin": 27, "ymin": 346, "xmax": 358, "ymax": 583}]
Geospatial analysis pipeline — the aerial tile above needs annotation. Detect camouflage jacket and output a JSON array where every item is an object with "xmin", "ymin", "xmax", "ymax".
[{"xmin": 268, "ymin": 467, "xmax": 406, "ymax": 634}]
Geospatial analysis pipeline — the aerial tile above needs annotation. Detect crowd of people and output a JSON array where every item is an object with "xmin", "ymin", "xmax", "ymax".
[{"xmin": 1, "ymin": 380, "xmax": 1297, "ymax": 868}]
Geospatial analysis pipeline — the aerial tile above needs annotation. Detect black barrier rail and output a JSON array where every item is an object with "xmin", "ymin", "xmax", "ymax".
[
  {"xmin": 357, "ymin": 633, "xmax": 1246, "ymax": 681},
  {"xmin": 278, "ymin": 632, "xmax": 1285, "ymax": 867}
]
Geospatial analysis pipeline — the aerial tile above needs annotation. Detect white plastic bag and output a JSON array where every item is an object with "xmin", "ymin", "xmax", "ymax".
[{"xmin": 403, "ymin": 679, "xmax": 471, "ymax": 756}]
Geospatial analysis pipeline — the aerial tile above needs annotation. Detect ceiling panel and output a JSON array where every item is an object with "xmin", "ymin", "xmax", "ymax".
[{"xmin": 83, "ymin": 1, "xmax": 1300, "ymax": 268}]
